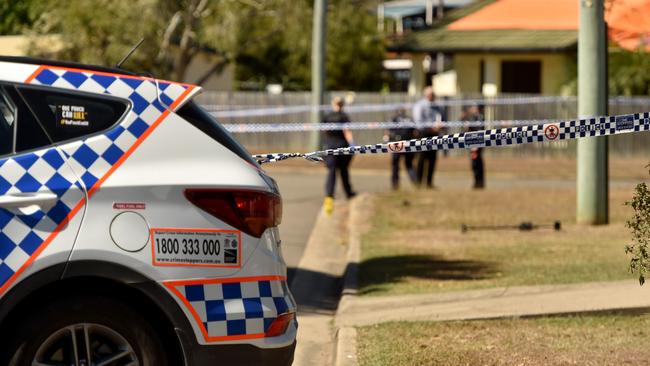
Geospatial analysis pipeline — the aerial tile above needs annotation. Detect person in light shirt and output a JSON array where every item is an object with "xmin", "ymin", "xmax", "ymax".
[{"xmin": 412, "ymin": 86, "xmax": 443, "ymax": 188}]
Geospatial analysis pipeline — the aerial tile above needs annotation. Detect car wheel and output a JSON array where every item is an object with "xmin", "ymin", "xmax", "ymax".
[{"xmin": 6, "ymin": 295, "xmax": 169, "ymax": 366}]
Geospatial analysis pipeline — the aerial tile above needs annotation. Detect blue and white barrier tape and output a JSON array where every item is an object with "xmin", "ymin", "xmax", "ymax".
[
  {"xmin": 224, "ymin": 120, "xmax": 552, "ymax": 133},
  {"xmin": 208, "ymin": 96, "xmax": 576, "ymax": 118},
  {"xmin": 253, "ymin": 112, "xmax": 647, "ymax": 164},
  {"xmin": 207, "ymin": 95, "xmax": 650, "ymax": 119}
]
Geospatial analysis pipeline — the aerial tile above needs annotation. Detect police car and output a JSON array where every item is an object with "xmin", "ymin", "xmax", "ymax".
[{"xmin": 0, "ymin": 56, "xmax": 296, "ymax": 366}]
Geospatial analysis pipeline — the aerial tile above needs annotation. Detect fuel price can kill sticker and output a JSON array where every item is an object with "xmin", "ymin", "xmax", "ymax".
[{"xmin": 151, "ymin": 228, "xmax": 241, "ymax": 268}]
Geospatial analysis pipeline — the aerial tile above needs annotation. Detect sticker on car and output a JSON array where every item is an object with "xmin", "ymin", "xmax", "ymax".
[
  {"xmin": 56, "ymin": 104, "xmax": 90, "ymax": 127},
  {"xmin": 151, "ymin": 228, "xmax": 241, "ymax": 268}
]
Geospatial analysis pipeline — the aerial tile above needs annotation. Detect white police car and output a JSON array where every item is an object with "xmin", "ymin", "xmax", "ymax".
[{"xmin": 0, "ymin": 57, "xmax": 296, "ymax": 366}]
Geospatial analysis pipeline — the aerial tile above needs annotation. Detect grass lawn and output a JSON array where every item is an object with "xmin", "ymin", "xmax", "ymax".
[
  {"xmin": 357, "ymin": 312, "xmax": 650, "ymax": 366},
  {"xmin": 359, "ymin": 184, "xmax": 640, "ymax": 295},
  {"xmin": 264, "ymin": 154, "xmax": 650, "ymax": 181}
]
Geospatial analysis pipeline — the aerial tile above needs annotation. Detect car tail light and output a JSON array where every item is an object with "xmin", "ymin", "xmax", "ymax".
[
  {"xmin": 265, "ymin": 313, "xmax": 295, "ymax": 337},
  {"xmin": 185, "ymin": 189, "xmax": 282, "ymax": 238}
]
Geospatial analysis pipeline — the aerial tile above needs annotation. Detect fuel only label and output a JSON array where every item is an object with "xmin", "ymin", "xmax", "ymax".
[{"xmin": 151, "ymin": 228, "xmax": 241, "ymax": 268}]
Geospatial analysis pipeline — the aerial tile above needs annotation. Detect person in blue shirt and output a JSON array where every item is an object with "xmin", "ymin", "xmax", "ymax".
[{"xmin": 384, "ymin": 107, "xmax": 417, "ymax": 190}]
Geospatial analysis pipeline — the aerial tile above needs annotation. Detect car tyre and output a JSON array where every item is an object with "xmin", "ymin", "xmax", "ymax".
[{"xmin": 5, "ymin": 294, "xmax": 169, "ymax": 366}]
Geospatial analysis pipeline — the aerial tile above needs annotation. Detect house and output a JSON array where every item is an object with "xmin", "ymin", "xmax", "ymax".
[{"xmin": 386, "ymin": 0, "xmax": 579, "ymax": 96}]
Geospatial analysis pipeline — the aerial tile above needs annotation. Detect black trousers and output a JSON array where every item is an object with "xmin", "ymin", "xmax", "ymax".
[
  {"xmin": 391, "ymin": 153, "xmax": 417, "ymax": 189},
  {"xmin": 416, "ymin": 151, "xmax": 438, "ymax": 187},
  {"xmin": 471, "ymin": 148, "xmax": 484, "ymax": 188},
  {"xmin": 325, "ymin": 155, "xmax": 354, "ymax": 198}
]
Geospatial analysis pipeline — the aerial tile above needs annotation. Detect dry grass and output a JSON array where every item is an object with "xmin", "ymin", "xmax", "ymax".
[
  {"xmin": 359, "ymin": 183, "xmax": 641, "ymax": 295},
  {"xmin": 358, "ymin": 312, "xmax": 650, "ymax": 366},
  {"xmin": 264, "ymin": 154, "xmax": 650, "ymax": 181}
]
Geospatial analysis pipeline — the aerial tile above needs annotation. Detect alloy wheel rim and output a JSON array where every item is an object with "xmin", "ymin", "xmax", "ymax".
[{"xmin": 32, "ymin": 323, "xmax": 140, "ymax": 366}]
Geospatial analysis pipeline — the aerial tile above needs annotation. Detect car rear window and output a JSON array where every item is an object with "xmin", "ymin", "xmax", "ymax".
[
  {"xmin": 17, "ymin": 85, "xmax": 128, "ymax": 144},
  {"xmin": 0, "ymin": 82, "xmax": 129, "ymax": 157},
  {"xmin": 176, "ymin": 101, "xmax": 257, "ymax": 166}
]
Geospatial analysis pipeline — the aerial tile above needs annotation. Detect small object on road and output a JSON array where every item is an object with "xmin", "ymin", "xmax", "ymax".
[
  {"xmin": 402, "ymin": 200, "xmax": 410, "ymax": 207},
  {"xmin": 461, "ymin": 220, "xmax": 562, "ymax": 233}
]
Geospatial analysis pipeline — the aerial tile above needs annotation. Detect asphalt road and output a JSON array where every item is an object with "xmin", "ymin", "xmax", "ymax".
[{"xmin": 267, "ymin": 167, "xmax": 390, "ymax": 271}]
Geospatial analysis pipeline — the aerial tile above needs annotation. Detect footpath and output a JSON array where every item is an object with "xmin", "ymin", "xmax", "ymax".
[
  {"xmin": 337, "ymin": 280, "xmax": 650, "ymax": 328},
  {"xmin": 332, "ymin": 193, "xmax": 650, "ymax": 366}
]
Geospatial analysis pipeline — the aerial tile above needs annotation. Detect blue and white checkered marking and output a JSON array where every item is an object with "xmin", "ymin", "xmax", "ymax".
[
  {"xmin": 30, "ymin": 68, "xmax": 189, "ymax": 192},
  {"xmin": 0, "ymin": 148, "xmax": 83, "ymax": 287},
  {"xmin": 172, "ymin": 278, "xmax": 296, "ymax": 340},
  {"xmin": 0, "ymin": 65, "xmax": 192, "ymax": 294}
]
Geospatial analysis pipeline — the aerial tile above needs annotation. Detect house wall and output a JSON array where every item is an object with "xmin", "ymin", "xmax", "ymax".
[
  {"xmin": 453, "ymin": 52, "xmax": 574, "ymax": 95},
  {"xmin": 182, "ymin": 52, "xmax": 234, "ymax": 92}
]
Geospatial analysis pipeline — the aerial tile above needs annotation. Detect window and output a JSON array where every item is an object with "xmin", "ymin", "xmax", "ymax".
[
  {"xmin": 17, "ymin": 86, "xmax": 128, "ymax": 143},
  {"xmin": 0, "ymin": 88, "xmax": 15, "ymax": 156},
  {"xmin": 4, "ymin": 86, "xmax": 51, "ymax": 153},
  {"xmin": 177, "ymin": 101, "xmax": 257, "ymax": 165},
  {"xmin": 0, "ymin": 83, "xmax": 129, "ymax": 157},
  {"xmin": 501, "ymin": 61, "xmax": 542, "ymax": 94}
]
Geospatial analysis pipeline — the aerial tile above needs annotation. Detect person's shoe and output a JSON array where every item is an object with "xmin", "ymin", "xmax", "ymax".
[
  {"xmin": 324, "ymin": 197, "xmax": 334, "ymax": 215},
  {"xmin": 346, "ymin": 192, "xmax": 357, "ymax": 200},
  {"xmin": 473, "ymin": 183, "xmax": 485, "ymax": 190}
]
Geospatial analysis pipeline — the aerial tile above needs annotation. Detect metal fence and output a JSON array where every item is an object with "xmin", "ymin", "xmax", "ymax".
[{"xmin": 195, "ymin": 91, "xmax": 650, "ymax": 156}]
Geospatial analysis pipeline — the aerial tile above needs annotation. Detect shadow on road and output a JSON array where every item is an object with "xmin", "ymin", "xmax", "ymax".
[
  {"xmin": 358, "ymin": 254, "xmax": 498, "ymax": 295},
  {"xmin": 289, "ymin": 267, "xmax": 342, "ymax": 314}
]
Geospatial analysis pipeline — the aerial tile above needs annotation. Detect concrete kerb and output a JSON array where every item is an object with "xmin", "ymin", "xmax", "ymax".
[
  {"xmin": 291, "ymin": 199, "xmax": 350, "ymax": 366},
  {"xmin": 334, "ymin": 193, "xmax": 374, "ymax": 366}
]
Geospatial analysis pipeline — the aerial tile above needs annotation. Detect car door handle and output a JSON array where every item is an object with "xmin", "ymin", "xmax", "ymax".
[{"xmin": 0, "ymin": 192, "xmax": 58, "ymax": 210}]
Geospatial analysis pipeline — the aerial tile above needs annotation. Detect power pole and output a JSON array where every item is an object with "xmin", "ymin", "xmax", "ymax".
[
  {"xmin": 311, "ymin": 0, "xmax": 327, "ymax": 150},
  {"xmin": 577, "ymin": 0, "xmax": 608, "ymax": 224}
]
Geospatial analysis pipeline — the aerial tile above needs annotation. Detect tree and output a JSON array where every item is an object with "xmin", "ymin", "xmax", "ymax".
[
  {"xmin": 0, "ymin": 0, "xmax": 43, "ymax": 35},
  {"xmin": 608, "ymin": 51, "xmax": 650, "ymax": 96},
  {"xmin": 28, "ymin": 0, "xmax": 164, "ymax": 73},
  {"xmin": 23, "ymin": 0, "xmax": 384, "ymax": 91},
  {"xmin": 27, "ymin": 0, "xmax": 295, "ymax": 85},
  {"xmin": 325, "ymin": 0, "xmax": 385, "ymax": 91},
  {"xmin": 626, "ymin": 175, "xmax": 650, "ymax": 285}
]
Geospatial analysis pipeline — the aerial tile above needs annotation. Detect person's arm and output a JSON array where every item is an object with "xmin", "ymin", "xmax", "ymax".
[
  {"xmin": 344, "ymin": 129, "xmax": 354, "ymax": 145},
  {"xmin": 431, "ymin": 109, "xmax": 442, "ymax": 134},
  {"xmin": 342, "ymin": 113, "xmax": 354, "ymax": 146},
  {"xmin": 412, "ymin": 102, "xmax": 422, "ymax": 124}
]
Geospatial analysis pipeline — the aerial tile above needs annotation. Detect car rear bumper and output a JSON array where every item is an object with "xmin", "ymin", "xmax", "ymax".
[
  {"xmin": 132, "ymin": 279, "xmax": 297, "ymax": 366},
  {"xmin": 176, "ymin": 327, "xmax": 296, "ymax": 366}
]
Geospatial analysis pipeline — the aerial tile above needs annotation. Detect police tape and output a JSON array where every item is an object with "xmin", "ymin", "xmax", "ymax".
[
  {"xmin": 252, "ymin": 112, "xmax": 646, "ymax": 164},
  {"xmin": 206, "ymin": 95, "xmax": 650, "ymax": 118},
  {"xmin": 209, "ymin": 96, "xmax": 572, "ymax": 118},
  {"xmin": 224, "ymin": 120, "xmax": 552, "ymax": 133}
]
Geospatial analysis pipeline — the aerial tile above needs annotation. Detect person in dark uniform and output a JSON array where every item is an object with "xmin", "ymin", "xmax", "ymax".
[
  {"xmin": 412, "ymin": 87, "xmax": 443, "ymax": 188},
  {"xmin": 384, "ymin": 108, "xmax": 417, "ymax": 190},
  {"xmin": 322, "ymin": 97, "xmax": 356, "ymax": 213},
  {"xmin": 464, "ymin": 103, "xmax": 485, "ymax": 189}
]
